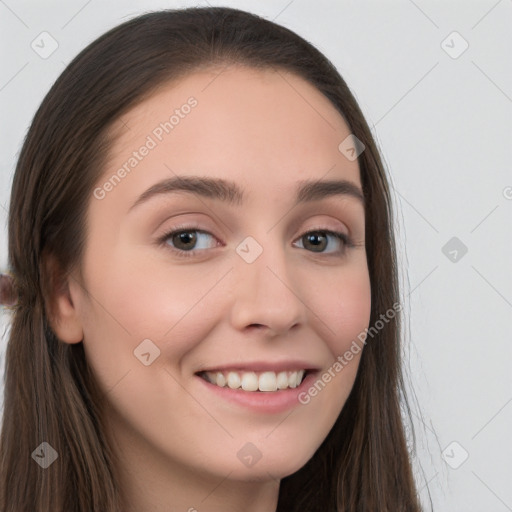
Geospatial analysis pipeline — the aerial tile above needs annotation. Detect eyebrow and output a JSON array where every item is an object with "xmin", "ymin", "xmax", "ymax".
[{"xmin": 128, "ymin": 175, "xmax": 365, "ymax": 212}]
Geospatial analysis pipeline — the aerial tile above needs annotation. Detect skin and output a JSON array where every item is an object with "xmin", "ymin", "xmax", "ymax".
[{"xmin": 51, "ymin": 66, "xmax": 371, "ymax": 512}]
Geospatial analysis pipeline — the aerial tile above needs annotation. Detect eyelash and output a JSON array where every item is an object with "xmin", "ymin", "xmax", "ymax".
[{"xmin": 156, "ymin": 224, "xmax": 356, "ymax": 259}]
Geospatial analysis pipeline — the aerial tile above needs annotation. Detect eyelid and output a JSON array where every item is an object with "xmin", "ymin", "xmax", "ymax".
[
  {"xmin": 156, "ymin": 221, "xmax": 359, "ymax": 259},
  {"xmin": 155, "ymin": 221, "xmax": 221, "ymax": 252}
]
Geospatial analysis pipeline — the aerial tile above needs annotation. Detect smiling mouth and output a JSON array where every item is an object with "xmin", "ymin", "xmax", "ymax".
[{"xmin": 196, "ymin": 369, "xmax": 309, "ymax": 392}]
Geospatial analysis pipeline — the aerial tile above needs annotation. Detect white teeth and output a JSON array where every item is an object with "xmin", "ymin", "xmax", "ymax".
[
  {"xmin": 216, "ymin": 373, "xmax": 226, "ymax": 387},
  {"xmin": 202, "ymin": 369, "xmax": 307, "ymax": 392},
  {"xmin": 227, "ymin": 371, "xmax": 241, "ymax": 389},
  {"xmin": 276, "ymin": 371, "xmax": 289, "ymax": 389},
  {"xmin": 241, "ymin": 372, "xmax": 259, "ymax": 391},
  {"xmin": 259, "ymin": 371, "xmax": 277, "ymax": 392}
]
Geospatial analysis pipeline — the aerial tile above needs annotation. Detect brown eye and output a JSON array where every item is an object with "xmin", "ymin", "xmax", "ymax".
[
  {"xmin": 171, "ymin": 231, "xmax": 198, "ymax": 251},
  {"xmin": 294, "ymin": 229, "xmax": 353, "ymax": 255},
  {"xmin": 158, "ymin": 226, "xmax": 219, "ymax": 259},
  {"xmin": 303, "ymin": 232, "xmax": 328, "ymax": 252}
]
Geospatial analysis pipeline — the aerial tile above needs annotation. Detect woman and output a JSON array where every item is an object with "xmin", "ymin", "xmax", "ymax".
[{"xmin": 0, "ymin": 6, "xmax": 425, "ymax": 511}]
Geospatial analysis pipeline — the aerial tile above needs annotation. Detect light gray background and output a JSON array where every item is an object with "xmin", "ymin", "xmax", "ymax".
[{"xmin": 1, "ymin": 1, "xmax": 511, "ymax": 510}]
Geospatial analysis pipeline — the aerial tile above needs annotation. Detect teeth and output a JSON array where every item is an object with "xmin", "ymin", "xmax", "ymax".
[
  {"xmin": 241, "ymin": 372, "xmax": 259, "ymax": 391},
  {"xmin": 276, "ymin": 371, "xmax": 289, "ymax": 389},
  {"xmin": 216, "ymin": 373, "xmax": 226, "ymax": 387},
  {"xmin": 227, "ymin": 372, "xmax": 241, "ymax": 389},
  {"xmin": 202, "ymin": 369, "xmax": 306, "ymax": 392},
  {"xmin": 259, "ymin": 371, "xmax": 277, "ymax": 391}
]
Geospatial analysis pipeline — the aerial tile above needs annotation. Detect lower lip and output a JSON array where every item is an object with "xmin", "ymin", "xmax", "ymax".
[{"xmin": 195, "ymin": 371, "xmax": 318, "ymax": 414}]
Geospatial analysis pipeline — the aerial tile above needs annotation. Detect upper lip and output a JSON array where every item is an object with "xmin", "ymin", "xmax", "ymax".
[{"xmin": 195, "ymin": 361, "xmax": 321, "ymax": 374}]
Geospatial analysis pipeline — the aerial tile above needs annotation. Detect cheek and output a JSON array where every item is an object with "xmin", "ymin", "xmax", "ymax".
[
  {"xmin": 81, "ymin": 241, "xmax": 371, "ymax": 384},
  {"xmin": 305, "ymin": 261, "xmax": 372, "ymax": 358},
  {"xmin": 78, "ymin": 245, "xmax": 230, "ymax": 380}
]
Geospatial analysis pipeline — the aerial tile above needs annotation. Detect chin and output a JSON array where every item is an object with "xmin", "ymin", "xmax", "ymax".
[{"xmin": 216, "ymin": 439, "xmax": 320, "ymax": 482}]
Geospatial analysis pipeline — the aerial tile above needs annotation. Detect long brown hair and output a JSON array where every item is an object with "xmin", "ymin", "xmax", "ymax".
[{"xmin": 0, "ymin": 7, "xmax": 426, "ymax": 511}]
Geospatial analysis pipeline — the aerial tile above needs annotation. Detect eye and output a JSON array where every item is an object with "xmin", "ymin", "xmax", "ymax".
[
  {"xmin": 293, "ymin": 229, "xmax": 354, "ymax": 255},
  {"xmin": 157, "ymin": 225, "xmax": 355, "ymax": 259},
  {"xmin": 157, "ymin": 224, "xmax": 219, "ymax": 259}
]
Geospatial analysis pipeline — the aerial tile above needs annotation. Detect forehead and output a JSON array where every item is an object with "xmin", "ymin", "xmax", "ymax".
[{"xmin": 99, "ymin": 65, "xmax": 361, "ymax": 211}]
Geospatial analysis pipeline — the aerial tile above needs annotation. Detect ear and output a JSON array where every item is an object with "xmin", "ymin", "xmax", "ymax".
[{"xmin": 43, "ymin": 252, "xmax": 84, "ymax": 344}]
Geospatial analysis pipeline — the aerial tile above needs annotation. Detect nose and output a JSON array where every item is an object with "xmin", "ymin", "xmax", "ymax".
[{"xmin": 228, "ymin": 238, "xmax": 307, "ymax": 338}]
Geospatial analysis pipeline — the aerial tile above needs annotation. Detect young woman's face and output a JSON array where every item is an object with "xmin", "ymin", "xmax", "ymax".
[{"xmin": 70, "ymin": 66, "xmax": 371, "ymax": 486}]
